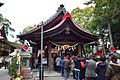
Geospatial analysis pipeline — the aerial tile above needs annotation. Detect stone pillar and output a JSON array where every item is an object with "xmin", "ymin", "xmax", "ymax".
[
  {"xmin": 78, "ymin": 43, "xmax": 82, "ymax": 58},
  {"xmin": 48, "ymin": 41, "xmax": 52, "ymax": 72}
]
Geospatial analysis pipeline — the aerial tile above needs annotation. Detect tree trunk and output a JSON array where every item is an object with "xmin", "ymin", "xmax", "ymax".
[
  {"xmin": 108, "ymin": 20, "xmax": 114, "ymax": 47},
  {"xmin": 102, "ymin": 38, "xmax": 106, "ymax": 55}
]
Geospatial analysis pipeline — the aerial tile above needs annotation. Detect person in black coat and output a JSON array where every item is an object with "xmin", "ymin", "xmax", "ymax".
[
  {"xmin": 74, "ymin": 56, "xmax": 80, "ymax": 80},
  {"xmin": 80, "ymin": 58, "xmax": 86, "ymax": 80},
  {"xmin": 30, "ymin": 54, "xmax": 35, "ymax": 70},
  {"xmin": 95, "ymin": 56, "xmax": 108, "ymax": 80}
]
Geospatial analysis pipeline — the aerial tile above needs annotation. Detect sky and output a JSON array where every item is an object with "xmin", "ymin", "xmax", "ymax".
[{"xmin": 0, "ymin": 0, "xmax": 87, "ymax": 41}]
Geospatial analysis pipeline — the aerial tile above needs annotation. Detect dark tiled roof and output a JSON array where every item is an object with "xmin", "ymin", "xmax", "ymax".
[
  {"xmin": 18, "ymin": 5, "xmax": 98, "ymax": 42},
  {"xmin": 19, "ymin": 5, "xmax": 66, "ymax": 36},
  {"xmin": 4, "ymin": 40, "xmax": 22, "ymax": 49},
  {"xmin": 0, "ymin": 2, "xmax": 4, "ymax": 7},
  {"xmin": 43, "ymin": 7, "xmax": 66, "ymax": 26}
]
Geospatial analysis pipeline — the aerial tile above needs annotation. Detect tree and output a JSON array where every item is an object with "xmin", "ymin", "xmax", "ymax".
[
  {"xmin": 8, "ymin": 56, "xmax": 18, "ymax": 78},
  {"xmin": 71, "ymin": 6, "xmax": 96, "ymax": 33},
  {"xmin": 72, "ymin": 0, "xmax": 120, "ymax": 49},
  {"xmin": 86, "ymin": 0, "xmax": 120, "ymax": 48},
  {"xmin": 71, "ymin": 6, "xmax": 99, "ymax": 54},
  {"xmin": 0, "ymin": 13, "xmax": 15, "ymax": 38},
  {"xmin": 22, "ymin": 25, "xmax": 35, "ymax": 33},
  {"xmin": 84, "ymin": 44, "xmax": 92, "ymax": 54}
]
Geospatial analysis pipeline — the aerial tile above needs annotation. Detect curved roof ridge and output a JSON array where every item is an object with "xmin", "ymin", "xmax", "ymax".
[
  {"xmin": 43, "ymin": 7, "xmax": 66, "ymax": 26},
  {"xmin": 20, "ymin": 26, "xmax": 39, "ymax": 36},
  {"xmin": 0, "ymin": 2, "xmax": 4, "ymax": 7},
  {"xmin": 44, "ymin": 17, "xmax": 66, "ymax": 33},
  {"xmin": 72, "ymin": 21, "xmax": 95, "ymax": 35},
  {"xmin": 19, "ymin": 6, "xmax": 66, "ymax": 36}
]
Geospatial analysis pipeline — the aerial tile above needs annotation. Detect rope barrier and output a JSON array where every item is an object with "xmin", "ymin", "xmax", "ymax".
[{"xmin": 51, "ymin": 41, "xmax": 79, "ymax": 48}]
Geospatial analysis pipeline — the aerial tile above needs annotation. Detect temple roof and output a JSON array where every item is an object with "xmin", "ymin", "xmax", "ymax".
[
  {"xmin": 0, "ymin": 39, "xmax": 22, "ymax": 56},
  {"xmin": 0, "ymin": 26, "xmax": 7, "ymax": 39},
  {"xmin": 20, "ymin": 5, "xmax": 66, "ymax": 37},
  {"xmin": 0, "ymin": 2, "xmax": 4, "ymax": 7},
  {"xmin": 18, "ymin": 5, "xmax": 98, "ymax": 44},
  {"xmin": 0, "ymin": 38, "xmax": 22, "ymax": 49}
]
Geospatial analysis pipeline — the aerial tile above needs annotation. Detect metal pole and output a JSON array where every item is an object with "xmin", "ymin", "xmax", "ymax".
[{"xmin": 40, "ymin": 22, "xmax": 43, "ymax": 80}]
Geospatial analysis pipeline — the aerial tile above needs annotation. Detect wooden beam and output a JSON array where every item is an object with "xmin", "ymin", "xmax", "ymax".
[
  {"xmin": 48, "ymin": 41, "xmax": 52, "ymax": 72},
  {"xmin": 78, "ymin": 43, "xmax": 82, "ymax": 58}
]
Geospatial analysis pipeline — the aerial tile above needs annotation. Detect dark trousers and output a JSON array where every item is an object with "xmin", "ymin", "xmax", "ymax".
[
  {"xmin": 4, "ymin": 61, "xmax": 8, "ymax": 69},
  {"xmin": 75, "ymin": 70, "xmax": 80, "ymax": 80},
  {"xmin": 57, "ymin": 66, "xmax": 60, "ymax": 72},
  {"xmin": 61, "ymin": 66, "xmax": 64, "ymax": 76},
  {"xmin": 85, "ymin": 77, "xmax": 96, "ymax": 80},
  {"xmin": 73, "ymin": 70, "xmax": 75, "ymax": 79},
  {"xmin": 64, "ymin": 68, "xmax": 70, "ymax": 80}
]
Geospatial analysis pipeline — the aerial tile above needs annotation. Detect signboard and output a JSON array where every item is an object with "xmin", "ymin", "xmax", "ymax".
[
  {"xmin": 51, "ymin": 49, "xmax": 58, "ymax": 53},
  {"xmin": 21, "ymin": 45, "xmax": 32, "ymax": 53},
  {"xmin": 42, "ymin": 58, "xmax": 47, "ymax": 64},
  {"xmin": 110, "ymin": 47, "xmax": 116, "ymax": 53},
  {"xmin": 26, "ymin": 47, "xmax": 32, "ymax": 53}
]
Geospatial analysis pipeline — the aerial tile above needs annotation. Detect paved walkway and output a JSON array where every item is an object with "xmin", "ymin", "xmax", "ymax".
[
  {"xmin": 0, "ymin": 67, "xmax": 75, "ymax": 80},
  {"xmin": 33, "ymin": 69, "xmax": 75, "ymax": 80},
  {"xmin": 0, "ymin": 67, "xmax": 11, "ymax": 80},
  {"xmin": 44, "ymin": 72, "xmax": 75, "ymax": 80}
]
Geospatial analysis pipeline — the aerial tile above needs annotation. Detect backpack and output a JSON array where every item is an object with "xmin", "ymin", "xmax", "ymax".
[{"xmin": 80, "ymin": 61, "xmax": 85, "ymax": 68}]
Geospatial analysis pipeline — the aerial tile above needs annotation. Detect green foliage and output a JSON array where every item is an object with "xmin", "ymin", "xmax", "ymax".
[
  {"xmin": 72, "ymin": 0, "xmax": 120, "ymax": 48},
  {"xmin": 71, "ymin": 6, "xmax": 96, "ymax": 33},
  {"xmin": 90, "ymin": 0, "xmax": 120, "ymax": 30},
  {"xmin": 84, "ymin": 44, "xmax": 92, "ymax": 54},
  {"xmin": 90, "ymin": 0, "xmax": 120, "ymax": 48},
  {"xmin": 0, "ymin": 13, "xmax": 15, "ymax": 36},
  {"xmin": 8, "ymin": 56, "xmax": 18, "ymax": 78},
  {"xmin": 22, "ymin": 25, "xmax": 35, "ymax": 33}
]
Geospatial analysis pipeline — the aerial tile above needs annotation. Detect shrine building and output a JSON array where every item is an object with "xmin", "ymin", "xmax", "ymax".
[{"xmin": 17, "ymin": 5, "xmax": 98, "ymax": 69}]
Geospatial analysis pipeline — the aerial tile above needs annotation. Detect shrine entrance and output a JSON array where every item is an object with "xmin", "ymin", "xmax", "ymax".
[{"xmin": 18, "ymin": 5, "xmax": 98, "ymax": 70}]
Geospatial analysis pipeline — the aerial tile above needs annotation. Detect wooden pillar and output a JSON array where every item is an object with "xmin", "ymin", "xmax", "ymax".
[
  {"xmin": 48, "ymin": 41, "xmax": 52, "ymax": 72},
  {"xmin": 92, "ymin": 45, "xmax": 94, "ymax": 54},
  {"xmin": 82, "ymin": 44, "xmax": 86, "ymax": 57},
  {"xmin": 35, "ymin": 46, "xmax": 38, "ymax": 58},
  {"xmin": 78, "ymin": 43, "xmax": 82, "ymax": 58}
]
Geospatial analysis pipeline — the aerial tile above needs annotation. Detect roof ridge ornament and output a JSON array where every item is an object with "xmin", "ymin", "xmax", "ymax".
[
  {"xmin": 60, "ymin": 4, "xmax": 64, "ymax": 8},
  {"xmin": 62, "ymin": 12, "xmax": 72, "ymax": 20},
  {"xmin": 57, "ymin": 4, "xmax": 66, "ymax": 13},
  {"xmin": 37, "ymin": 21, "xmax": 44, "ymax": 27},
  {"xmin": 0, "ymin": 2, "xmax": 4, "ymax": 7}
]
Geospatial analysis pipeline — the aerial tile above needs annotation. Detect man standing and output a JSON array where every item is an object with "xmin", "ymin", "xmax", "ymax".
[
  {"xmin": 74, "ymin": 56, "xmax": 80, "ymax": 80},
  {"xmin": 95, "ymin": 56, "xmax": 108, "ymax": 80},
  {"xmin": 55, "ymin": 55, "xmax": 60, "ymax": 72},
  {"xmin": 85, "ymin": 56, "xmax": 96, "ymax": 80},
  {"xmin": 64, "ymin": 55, "xmax": 71, "ymax": 80},
  {"xmin": 60, "ymin": 56, "xmax": 64, "ymax": 76}
]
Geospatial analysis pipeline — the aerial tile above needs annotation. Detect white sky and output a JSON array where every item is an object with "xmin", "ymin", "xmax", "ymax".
[{"xmin": 0, "ymin": 0, "xmax": 87, "ymax": 41}]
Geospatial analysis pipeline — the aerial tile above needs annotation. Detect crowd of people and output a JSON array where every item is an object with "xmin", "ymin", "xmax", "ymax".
[{"xmin": 54, "ymin": 53, "xmax": 120, "ymax": 80}]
